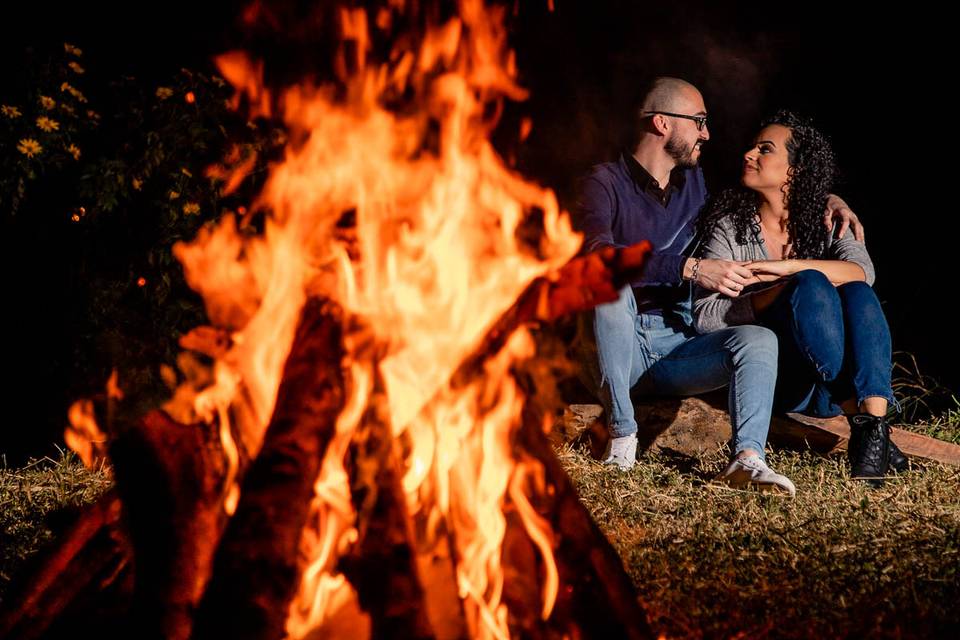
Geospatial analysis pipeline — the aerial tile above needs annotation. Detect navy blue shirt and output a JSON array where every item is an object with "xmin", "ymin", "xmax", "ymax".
[{"xmin": 575, "ymin": 153, "xmax": 708, "ymax": 317}]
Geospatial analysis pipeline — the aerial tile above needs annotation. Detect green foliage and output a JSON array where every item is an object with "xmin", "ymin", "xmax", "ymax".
[
  {"xmin": 1, "ymin": 43, "xmax": 95, "ymax": 214},
  {"xmin": 1, "ymin": 42, "xmax": 283, "ymax": 400}
]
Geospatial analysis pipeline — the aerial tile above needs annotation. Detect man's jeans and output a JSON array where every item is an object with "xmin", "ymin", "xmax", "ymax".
[
  {"xmin": 758, "ymin": 270, "xmax": 897, "ymax": 417},
  {"xmin": 576, "ymin": 286, "xmax": 778, "ymax": 459}
]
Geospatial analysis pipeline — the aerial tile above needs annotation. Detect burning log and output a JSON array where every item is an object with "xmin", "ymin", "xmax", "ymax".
[
  {"xmin": 0, "ymin": 493, "xmax": 131, "ymax": 640},
  {"xmin": 108, "ymin": 409, "xmax": 232, "ymax": 640},
  {"xmin": 392, "ymin": 252, "xmax": 654, "ymax": 638},
  {"xmin": 338, "ymin": 386, "xmax": 444, "ymax": 639},
  {"xmin": 519, "ymin": 242, "xmax": 653, "ymax": 324},
  {"xmin": 193, "ymin": 298, "xmax": 347, "ymax": 639},
  {"xmin": 280, "ymin": 244, "xmax": 655, "ymax": 638},
  {"xmin": 3, "ymin": 243, "xmax": 654, "ymax": 640},
  {"xmin": 440, "ymin": 242, "xmax": 652, "ymax": 402},
  {"xmin": 512, "ymin": 402, "xmax": 652, "ymax": 639}
]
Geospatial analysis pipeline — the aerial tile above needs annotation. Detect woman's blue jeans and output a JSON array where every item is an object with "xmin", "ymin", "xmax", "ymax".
[
  {"xmin": 757, "ymin": 270, "xmax": 896, "ymax": 417},
  {"xmin": 576, "ymin": 285, "xmax": 779, "ymax": 459}
]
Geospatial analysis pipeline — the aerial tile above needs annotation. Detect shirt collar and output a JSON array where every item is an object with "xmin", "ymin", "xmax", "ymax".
[{"xmin": 622, "ymin": 151, "xmax": 687, "ymax": 195}]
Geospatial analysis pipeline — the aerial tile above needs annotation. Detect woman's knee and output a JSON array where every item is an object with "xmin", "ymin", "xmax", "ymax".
[
  {"xmin": 837, "ymin": 281, "xmax": 884, "ymax": 317},
  {"xmin": 785, "ymin": 270, "xmax": 843, "ymax": 350},
  {"xmin": 786, "ymin": 269, "xmax": 835, "ymax": 303},
  {"xmin": 837, "ymin": 281, "xmax": 892, "ymax": 349}
]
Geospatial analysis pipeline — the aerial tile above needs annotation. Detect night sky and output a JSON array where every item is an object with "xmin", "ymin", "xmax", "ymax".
[{"xmin": 2, "ymin": 1, "xmax": 956, "ymax": 460}]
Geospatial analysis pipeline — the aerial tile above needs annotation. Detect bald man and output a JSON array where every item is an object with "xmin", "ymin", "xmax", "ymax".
[{"xmin": 575, "ymin": 78, "xmax": 862, "ymax": 493}]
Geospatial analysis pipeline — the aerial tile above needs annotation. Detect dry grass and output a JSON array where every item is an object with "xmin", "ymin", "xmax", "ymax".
[
  {"xmin": 0, "ymin": 450, "xmax": 112, "ymax": 603},
  {"xmin": 558, "ymin": 442, "xmax": 960, "ymax": 639},
  {"xmin": 893, "ymin": 352, "xmax": 960, "ymax": 443},
  {"xmin": 1, "ymin": 388, "xmax": 958, "ymax": 637}
]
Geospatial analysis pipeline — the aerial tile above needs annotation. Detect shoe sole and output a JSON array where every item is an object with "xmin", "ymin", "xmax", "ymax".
[{"xmin": 711, "ymin": 479, "xmax": 795, "ymax": 497}]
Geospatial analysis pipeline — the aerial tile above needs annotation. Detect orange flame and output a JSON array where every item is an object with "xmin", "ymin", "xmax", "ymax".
[
  {"xmin": 64, "ymin": 370, "xmax": 119, "ymax": 470},
  {"xmin": 169, "ymin": 0, "xmax": 580, "ymax": 635},
  {"xmin": 65, "ymin": 399, "xmax": 109, "ymax": 469}
]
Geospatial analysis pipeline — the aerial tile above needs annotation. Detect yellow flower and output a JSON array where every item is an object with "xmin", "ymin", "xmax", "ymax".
[
  {"xmin": 182, "ymin": 202, "xmax": 200, "ymax": 215},
  {"xmin": 132, "ymin": 177, "xmax": 143, "ymax": 191},
  {"xmin": 40, "ymin": 95, "xmax": 56, "ymax": 110},
  {"xmin": 64, "ymin": 42, "xmax": 83, "ymax": 56},
  {"xmin": 2, "ymin": 104, "xmax": 22, "ymax": 118},
  {"xmin": 60, "ymin": 82, "xmax": 88, "ymax": 103},
  {"xmin": 66, "ymin": 143, "xmax": 81, "ymax": 160},
  {"xmin": 17, "ymin": 138, "xmax": 43, "ymax": 158},
  {"xmin": 180, "ymin": 167, "xmax": 193, "ymax": 177},
  {"xmin": 36, "ymin": 116, "xmax": 60, "ymax": 132},
  {"xmin": 156, "ymin": 87, "xmax": 174, "ymax": 100},
  {"xmin": 168, "ymin": 190, "xmax": 180, "ymax": 200},
  {"xmin": 68, "ymin": 61, "xmax": 85, "ymax": 74}
]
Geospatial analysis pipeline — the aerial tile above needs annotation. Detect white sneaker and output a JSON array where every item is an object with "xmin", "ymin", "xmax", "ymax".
[
  {"xmin": 715, "ymin": 455, "xmax": 796, "ymax": 496},
  {"xmin": 602, "ymin": 434, "xmax": 637, "ymax": 470}
]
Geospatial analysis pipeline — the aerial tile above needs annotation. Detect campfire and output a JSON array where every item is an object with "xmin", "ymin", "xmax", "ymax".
[{"xmin": 3, "ymin": 2, "xmax": 653, "ymax": 638}]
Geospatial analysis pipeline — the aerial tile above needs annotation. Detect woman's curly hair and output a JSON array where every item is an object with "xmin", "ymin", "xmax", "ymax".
[{"xmin": 696, "ymin": 110, "xmax": 837, "ymax": 259}]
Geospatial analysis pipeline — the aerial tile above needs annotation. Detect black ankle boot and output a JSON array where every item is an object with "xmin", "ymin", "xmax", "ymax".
[
  {"xmin": 847, "ymin": 414, "xmax": 891, "ymax": 487},
  {"xmin": 888, "ymin": 440, "xmax": 909, "ymax": 473}
]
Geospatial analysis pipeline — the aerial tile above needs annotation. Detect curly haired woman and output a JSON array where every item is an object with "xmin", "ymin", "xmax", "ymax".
[{"xmin": 693, "ymin": 110, "xmax": 905, "ymax": 486}]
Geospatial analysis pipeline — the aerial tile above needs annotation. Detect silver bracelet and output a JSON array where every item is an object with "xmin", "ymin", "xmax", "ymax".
[{"xmin": 689, "ymin": 257, "xmax": 702, "ymax": 284}]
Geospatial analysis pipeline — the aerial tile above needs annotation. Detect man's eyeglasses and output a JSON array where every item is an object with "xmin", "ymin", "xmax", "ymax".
[{"xmin": 644, "ymin": 111, "xmax": 708, "ymax": 131}]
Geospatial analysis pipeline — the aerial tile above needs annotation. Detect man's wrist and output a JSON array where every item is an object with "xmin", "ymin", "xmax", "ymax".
[{"xmin": 685, "ymin": 257, "xmax": 702, "ymax": 283}]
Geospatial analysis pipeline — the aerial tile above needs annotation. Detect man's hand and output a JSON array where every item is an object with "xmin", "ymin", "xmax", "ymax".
[
  {"xmin": 691, "ymin": 258, "xmax": 759, "ymax": 297},
  {"xmin": 824, "ymin": 193, "xmax": 865, "ymax": 242}
]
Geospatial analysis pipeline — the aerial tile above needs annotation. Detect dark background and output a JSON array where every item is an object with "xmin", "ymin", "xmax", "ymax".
[{"xmin": 2, "ymin": 1, "xmax": 956, "ymax": 462}]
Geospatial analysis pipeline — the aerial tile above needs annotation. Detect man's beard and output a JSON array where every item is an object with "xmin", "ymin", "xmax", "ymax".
[{"xmin": 665, "ymin": 133, "xmax": 702, "ymax": 168}]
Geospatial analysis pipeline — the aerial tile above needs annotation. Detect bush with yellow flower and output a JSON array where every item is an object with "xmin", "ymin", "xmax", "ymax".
[{"xmin": 3, "ymin": 41, "xmax": 285, "ymax": 416}]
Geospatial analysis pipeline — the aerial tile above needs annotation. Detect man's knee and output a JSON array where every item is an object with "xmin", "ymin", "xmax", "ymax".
[
  {"xmin": 592, "ymin": 285, "xmax": 636, "ymax": 330},
  {"xmin": 727, "ymin": 325, "xmax": 778, "ymax": 361}
]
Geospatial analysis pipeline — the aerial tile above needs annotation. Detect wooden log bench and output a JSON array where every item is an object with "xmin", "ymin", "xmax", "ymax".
[{"xmin": 555, "ymin": 391, "xmax": 960, "ymax": 466}]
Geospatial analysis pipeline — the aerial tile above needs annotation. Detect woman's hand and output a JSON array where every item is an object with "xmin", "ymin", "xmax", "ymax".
[
  {"xmin": 745, "ymin": 259, "xmax": 799, "ymax": 279},
  {"xmin": 747, "ymin": 259, "xmax": 867, "ymax": 286}
]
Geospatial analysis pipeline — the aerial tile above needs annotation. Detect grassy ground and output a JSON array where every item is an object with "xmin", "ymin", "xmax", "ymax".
[
  {"xmin": 1, "ymin": 409, "xmax": 957, "ymax": 637},
  {"xmin": 559, "ymin": 435, "xmax": 960, "ymax": 638},
  {"xmin": 0, "ymin": 450, "xmax": 112, "ymax": 604}
]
